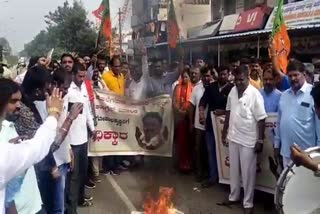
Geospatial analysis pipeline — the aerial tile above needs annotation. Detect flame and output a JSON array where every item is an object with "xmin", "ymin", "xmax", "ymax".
[{"xmin": 143, "ymin": 187, "xmax": 174, "ymax": 214}]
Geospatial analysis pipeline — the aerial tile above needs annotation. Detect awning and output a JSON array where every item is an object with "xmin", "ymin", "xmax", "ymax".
[
  {"xmin": 219, "ymin": 14, "xmax": 239, "ymax": 35},
  {"xmin": 191, "ymin": 21, "xmax": 221, "ymax": 38},
  {"xmin": 188, "ymin": 23, "xmax": 320, "ymax": 42},
  {"xmin": 187, "ymin": 25, "xmax": 204, "ymax": 38},
  {"xmin": 153, "ymin": 23, "xmax": 320, "ymax": 46},
  {"xmin": 184, "ymin": 29, "xmax": 271, "ymax": 43}
]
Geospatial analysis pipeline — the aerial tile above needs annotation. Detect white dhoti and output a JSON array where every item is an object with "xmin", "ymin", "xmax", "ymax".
[{"xmin": 228, "ymin": 141, "xmax": 257, "ymax": 208}]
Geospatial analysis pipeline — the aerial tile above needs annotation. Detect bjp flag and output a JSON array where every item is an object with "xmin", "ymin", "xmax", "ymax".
[
  {"xmin": 271, "ymin": 0, "xmax": 291, "ymax": 74},
  {"xmin": 93, "ymin": 0, "xmax": 112, "ymax": 42},
  {"xmin": 168, "ymin": 0, "xmax": 179, "ymax": 49}
]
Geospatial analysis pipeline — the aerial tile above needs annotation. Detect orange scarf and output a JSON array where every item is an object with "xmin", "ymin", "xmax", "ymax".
[{"xmin": 175, "ymin": 80, "xmax": 193, "ymax": 111}]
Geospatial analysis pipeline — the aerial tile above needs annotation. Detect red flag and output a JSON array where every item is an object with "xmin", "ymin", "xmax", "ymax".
[
  {"xmin": 168, "ymin": 0, "xmax": 179, "ymax": 49},
  {"xmin": 92, "ymin": 4, "xmax": 104, "ymax": 20}
]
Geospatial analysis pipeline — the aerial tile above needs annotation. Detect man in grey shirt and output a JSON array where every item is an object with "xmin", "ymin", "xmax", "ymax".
[{"xmin": 146, "ymin": 59, "xmax": 180, "ymax": 98}]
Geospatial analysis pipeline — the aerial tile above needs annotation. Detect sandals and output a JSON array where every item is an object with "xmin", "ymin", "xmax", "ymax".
[
  {"xmin": 217, "ymin": 200, "xmax": 240, "ymax": 208},
  {"xmin": 79, "ymin": 200, "xmax": 93, "ymax": 207}
]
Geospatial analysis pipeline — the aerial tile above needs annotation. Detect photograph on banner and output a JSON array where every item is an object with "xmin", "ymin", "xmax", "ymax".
[
  {"xmin": 89, "ymin": 89, "xmax": 174, "ymax": 157},
  {"xmin": 212, "ymin": 113, "xmax": 279, "ymax": 194}
]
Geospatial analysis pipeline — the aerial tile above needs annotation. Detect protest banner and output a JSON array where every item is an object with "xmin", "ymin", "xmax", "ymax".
[
  {"xmin": 89, "ymin": 90, "xmax": 174, "ymax": 157},
  {"xmin": 212, "ymin": 113, "xmax": 278, "ymax": 194}
]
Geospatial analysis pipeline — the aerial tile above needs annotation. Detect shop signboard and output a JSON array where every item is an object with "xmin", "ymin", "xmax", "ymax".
[
  {"xmin": 234, "ymin": 7, "xmax": 268, "ymax": 32},
  {"xmin": 265, "ymin": 0, "xmax": 320, "ymax": 29}
]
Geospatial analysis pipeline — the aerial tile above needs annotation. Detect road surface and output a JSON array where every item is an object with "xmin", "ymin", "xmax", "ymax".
[{"xmin": 80, "ymin": 157, "xmax": 276, "ymax": 214}]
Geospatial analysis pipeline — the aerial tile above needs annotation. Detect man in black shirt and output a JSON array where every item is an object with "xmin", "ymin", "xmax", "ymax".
[{"xmin": 199, "ymin": 65, "xmax": 233, "ymax": 188}]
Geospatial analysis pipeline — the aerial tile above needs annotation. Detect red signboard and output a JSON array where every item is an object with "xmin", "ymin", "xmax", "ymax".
[{"xmin": 234, "ymin": 7, "xmax": 269, "ymax": 33}]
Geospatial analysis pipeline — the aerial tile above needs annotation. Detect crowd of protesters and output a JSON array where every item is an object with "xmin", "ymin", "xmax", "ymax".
[{"xmin": 1, "ymin": 38, "xmax": 320, "ymax": 214}]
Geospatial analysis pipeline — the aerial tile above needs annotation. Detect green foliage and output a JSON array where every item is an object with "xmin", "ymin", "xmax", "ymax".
[
  {"xmin": 0, "ymin": 37, "xmax": 12, "ymax": 56},
  {"xmin": 22, "ymin": 30, "xmax": 51, "ymax": 57},
  {"xmin": 0, "ymin": 37, "xmax": 19, "ymax": 66},
  {"xmin": 21, "ymin": 1, "xmax": 97, "ymax": 58},
  {"xmin": 6, "ymin": 55, "xmax": 18, "ymax": 66}
]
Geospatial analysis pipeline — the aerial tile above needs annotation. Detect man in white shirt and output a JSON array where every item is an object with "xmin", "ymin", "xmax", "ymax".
[
  {"xmin": 221, "ymin": 65, "xmax": 267, "ymax": 214},
  {"xmin": 63, "ymin": 63, "xmax": 96, "ymax": 213},
  {"xmin": 14, "ymin": 62, "xmax": 27, "ymax": 85},
  {"xmin": 0, "ymin": 118, "xmax": 59, "ymax": 214},
  {"xmin": 0, "ymin": 79, "xmax": 62, "ymax": 214},
  {"xmin": 127, "ymin": 59, "xmax": 147, "ymax": 100},
  {"xmin": 189, "ymin": 67, "xmax": 212, "ymax": 182}
]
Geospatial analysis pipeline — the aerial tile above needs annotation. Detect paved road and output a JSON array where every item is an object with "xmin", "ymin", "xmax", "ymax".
[{"xmin": 80, "ymin": 157, "xmax": 276, "ymax": 214}]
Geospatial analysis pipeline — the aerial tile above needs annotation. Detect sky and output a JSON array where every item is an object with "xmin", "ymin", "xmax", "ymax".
[{"xmin": 0, "ymin": 0, "xmax": 129, "ymax": 52}]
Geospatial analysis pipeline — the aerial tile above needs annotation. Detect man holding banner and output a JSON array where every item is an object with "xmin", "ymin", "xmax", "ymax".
[
  {"xmin": 101, "ymin": 56, "xmax": 127, "ymax": 175},
  {"xmin": 220, "ymin": 65, "xmax": 267, "ymax": 214}
]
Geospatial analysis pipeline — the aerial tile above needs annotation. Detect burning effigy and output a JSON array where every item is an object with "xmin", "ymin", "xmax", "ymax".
[{"xmin": 132, "ymin": 187, "xmax": 184, "ymax": 214}]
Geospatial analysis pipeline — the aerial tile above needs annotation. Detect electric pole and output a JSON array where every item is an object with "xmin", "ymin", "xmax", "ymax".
[{"xmin": 118, "ymin": 8, "xmax": 123, "ymax": 52}]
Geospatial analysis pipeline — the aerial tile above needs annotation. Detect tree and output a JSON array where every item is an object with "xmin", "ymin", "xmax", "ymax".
[
  {"xmin": 0, "ymin": 37, "xmax": 12, "ymax": 56},
  {"xmin": 0, "ymin": 37, "xmax": 19, "ymax": 66},
  {"xmin": 22, "ymin": 30, "xmax": 52, "ymax": 57},
  {"xmin": 22, "ymin": 1, "xmax": 97, "ymax": 58}
]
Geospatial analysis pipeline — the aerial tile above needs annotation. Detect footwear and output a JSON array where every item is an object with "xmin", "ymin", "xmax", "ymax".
[
  {"xmin": 201, "ymin": 179, "xmax": 217, "ymax": 188},
  {"xmin": 122, "ymin": 160, "xmax": 131, "ymax": 167},
  {"xmin": 217, "ymin": 200, "xmax": 240, "ymax": 208},
  {"xmin": 101, "ymin": 170, "xmax": 111, "ymax": 175},
  {"xmin": 91, "ymin": 176, "xmax": 102, "ymax": 183},
  {"xmin": 244, "ymin": 207, "xmax": 254, "ymax": 214},
  {"xmin": 84, "ymin": 195, "xmax": 93, "ymax": 202},
  {"xmin": 109, "ymin": 170, "xmax": 120, "ymax": 176},
  {"xmin": 85, "ymin": 180, "xmax": 96, "ymax": 189},
  {"xmin": 79, "ymin": 200, "xmax": 93, "ymax": 207},
  {"xmin": 118, "ymin": 164, "xmax": 128, "ymax": 170}
]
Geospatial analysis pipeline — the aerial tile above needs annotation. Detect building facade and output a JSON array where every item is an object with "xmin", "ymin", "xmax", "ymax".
[{"xmin": 130, "ymin": 0, "xmax": 212, "ymax": 47}]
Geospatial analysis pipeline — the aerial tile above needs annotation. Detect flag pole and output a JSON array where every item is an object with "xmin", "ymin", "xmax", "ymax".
[{"xmin": 95, "ymin": 29, "xmax": 101, "ymax": 50}]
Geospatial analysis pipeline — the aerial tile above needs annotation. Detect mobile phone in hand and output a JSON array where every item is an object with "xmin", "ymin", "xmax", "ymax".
[{"xmin": 68, "ymin": 102, "xmax": 83, "ymax": 114}]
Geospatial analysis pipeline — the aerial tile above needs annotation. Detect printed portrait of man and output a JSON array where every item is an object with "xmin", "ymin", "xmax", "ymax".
[{"xmin": 135, "ymin": 112, "xmax": 168, "ymax": 150}]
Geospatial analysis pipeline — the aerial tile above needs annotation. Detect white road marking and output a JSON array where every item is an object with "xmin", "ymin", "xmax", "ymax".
[{"xmin": 105, "ymin": 174, "xmax": 137, "ymax": 212}]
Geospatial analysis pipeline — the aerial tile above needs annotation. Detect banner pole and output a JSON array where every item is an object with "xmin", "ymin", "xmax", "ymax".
[
  {"xmin": 257, "ymin": 35, "xmax": 260, "ymax": 59},
  {"xmin": 218, "ymin": 41, "xmax": 221, "ymax": 67}
]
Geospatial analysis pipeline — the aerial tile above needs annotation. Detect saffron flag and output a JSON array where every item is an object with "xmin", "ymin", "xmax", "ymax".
[
  {"xmin": 93, "ymin": 0, "xmax": 112, "ymax": 42},
  {"xmin": 168, "ymin": 0, "xmax": 179, "ymax": 49},
  {"xmin": 271, "ymin": 0, "xmax": 290, "ymax": 74}
]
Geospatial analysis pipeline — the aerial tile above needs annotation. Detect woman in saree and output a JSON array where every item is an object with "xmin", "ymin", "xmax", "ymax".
[{"xmin": 173, "ymin": 68, "xmax": 194, "ymax": 172}]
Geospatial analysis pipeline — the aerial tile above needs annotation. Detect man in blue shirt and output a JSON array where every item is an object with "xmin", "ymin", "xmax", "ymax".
[
  {"xmin": 275, "ymin": 60, "xmax": 320, "ymax": 168},
  {"xmin": 291, "ymin": 83, "xmax": 320, "ymax": 175},
  {"xmin": 260, "ymin": 69, "xmax": 282, "ymax": 113}
]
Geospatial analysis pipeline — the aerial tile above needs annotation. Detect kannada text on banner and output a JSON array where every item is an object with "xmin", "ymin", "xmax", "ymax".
[
  {"xmin": 212, "ymin": 113, "xmax": 278, "ymax": 194},
  {"xmin": 89, "ymin": 90, "xmax": 174, "ymax": 157}
]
